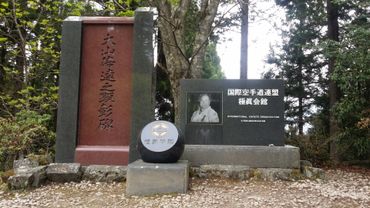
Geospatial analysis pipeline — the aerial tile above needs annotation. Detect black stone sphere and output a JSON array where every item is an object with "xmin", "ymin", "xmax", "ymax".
[{"xmin": 138, "ymin": 120, "xmax": 184, "ymax": 163}]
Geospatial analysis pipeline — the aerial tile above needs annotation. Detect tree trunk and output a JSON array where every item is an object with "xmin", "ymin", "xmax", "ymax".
[
  {"xmin": 190, "ymin": 0, "xmax": 220, "ymax": 78},
  {"xmin": 15, "ymin": 42, "xmax": 26, "ymax": 91},
  {"xmin": 0, "ymin": 46, "xmax": 5, "ymax": 88},
  {"xmin": 327, "ymin": 0, "xmax": 340, "ymax": 163},
  {"xmin": 240, "ymin": 0, "xmax": 249, "ymax": 79},
  {"xmin": 152, "ymin": 0, "xmax": 221, "ymax": 122},
  {"xmin": 190, "ymin": 44, "xmax": 207, "ymax": 78},
  {"xmin": 170, "ymin": 77, "xmax": 182, "ymax": 125},
  {"xmin": 298, "ymin": 96, "xmax": 304, "ymax": 135},
  {"xmin": 298, "ymin": 63, "xmax": 304, "ymax": 135}
]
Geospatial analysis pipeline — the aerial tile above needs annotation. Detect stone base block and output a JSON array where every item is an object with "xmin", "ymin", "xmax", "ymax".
[
  {"xmin": 126, "ymin": 160, "xmax": 189, "ymax": 196},
  {"xmin": 302, "ymin": 166, "xmax": 326, "ymax": 180},
  {"xmin": 252, "ymin": 168, "xmax": 301, "ymax": 181},
  {"xmin": 13, "ymin": 158, "xmax": 39, "ymax": 170},
  {"xmin": 82, "ymin": 165, "xmax": 127, "ymax": 182},
  {"xmin": 7, "ymin": 174, "xmax": 33, "ymax": 190},
  {"xmin": 46, "ymin": 163, "xmax": 82, "ymax": 183},
  {"xmin": 196, "ymin": 165, "xmax": 250, "ymax": 180},
  {"xmin": 75, "ymin": 145, "xmax": 129, "ymax": 166},
  {"xmin": 8, "ymin": 166, "xmax": 47, "ymax": 190},
  {"xmin": 181, "ymin": 145, "xmax": 300, "ymax": 168},
  {"xmin": 28, "ymin": 166, "xmax": 47, "ymax": 187}
]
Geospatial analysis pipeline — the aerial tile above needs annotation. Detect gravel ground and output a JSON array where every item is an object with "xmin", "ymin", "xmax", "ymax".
[{"xmin": 0, "ymin": 168, "xmax": 369, "ymax": 208}]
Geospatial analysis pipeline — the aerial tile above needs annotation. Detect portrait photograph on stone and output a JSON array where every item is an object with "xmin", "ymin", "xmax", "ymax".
[{"xmin": 187, "ymin": 92, "xmax": 222, "ymax": 124}]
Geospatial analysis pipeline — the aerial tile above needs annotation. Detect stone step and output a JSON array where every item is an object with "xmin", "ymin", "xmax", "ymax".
[
  {"xmin": 181, "ymin": 145, "xmax": 300, "ymax": 168},
  {"xmin": 126, "ymin": 160, "xmax": 189, "ymax": 196}
]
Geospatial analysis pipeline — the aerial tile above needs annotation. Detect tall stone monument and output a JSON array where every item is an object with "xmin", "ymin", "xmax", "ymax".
[
  {"xmin": 55, "ymin": 9, "xmax": 154, "ymax": 165},
  {"xmin": 179, "ymin": 79, "xmax": 300, "ymax": 168}
]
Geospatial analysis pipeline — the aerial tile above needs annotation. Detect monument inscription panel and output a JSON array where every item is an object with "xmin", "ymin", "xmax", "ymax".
[
  {"xmin": 179, "ymin": 79, "xmax": 284, "ymax": 146},
  {"xmin": 78, "ymin": 19, "xmax": 133, "ymax": 146}
]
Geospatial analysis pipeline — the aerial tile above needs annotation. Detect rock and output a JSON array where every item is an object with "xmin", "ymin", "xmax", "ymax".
[
  {"xmin": 46, "ymin": 163, "xmax": 82, "ymax": 183},
  {"xmin": 7, "ymin": 173, "xmax": 34, "ymax": 190},
  {"xmin": 252, "ymin": 168, "xmax": 302, "ymax": 181},
  {"xmin": 29, "ymin": 166, "xmax": 47, "ymax": 187},
  {"xmin": 199, "ymin": 165, "xmax": 251, "ymax": 180},
  {"xmin": 13, "ymin": 158, "xmax": 39, "ymax": 170},
  {"xmin": 80, "ymin": 165, "xmax": 87, "ymax": 174},
  {"xmin": 189, "ymin": 167, "xmax": 203, "ymax": 178},
  {"xmin": 82, "ymin": 165, "xmax": 127, "ymax": 182},
  {"xmin": 7, "ymin": 166, "xmax": 47, "ymax": 189},
  {"xmin": 192, "ymin": 166, "xmax": 306, "ymax": 181},
  {"xmin": 300, "ymin": 160, "xmax": 313, "ymax": 172},
  {"xmin": 0, "ymin": 169, "xmax": 15, "ymax": 183},
  {"xmin": 302, "ymin": 166, "xmax": 326, "ymax": 180},
  {"xmin": 300, "ymin": 160, "xmax": 313, "ymax": 167}
]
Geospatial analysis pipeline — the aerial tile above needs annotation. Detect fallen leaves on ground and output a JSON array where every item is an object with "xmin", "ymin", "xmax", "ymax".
[{"xmin": 0, "ymin": 168, "xmax": 369, "ymax": 208}]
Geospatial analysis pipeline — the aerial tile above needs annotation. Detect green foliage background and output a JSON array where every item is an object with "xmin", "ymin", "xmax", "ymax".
[
  {"xmin": 267, "ymin": 0, "xmax": 369, "ymax": 163},
  {"xmin": 331, "ymin": 22, "xmax": 370, "ymax": 160}
]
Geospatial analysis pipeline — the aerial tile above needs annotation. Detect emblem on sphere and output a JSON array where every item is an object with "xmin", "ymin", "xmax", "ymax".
[{"xmin": 152, "ymin": 123, "xmax": 168, "ymax": 137}]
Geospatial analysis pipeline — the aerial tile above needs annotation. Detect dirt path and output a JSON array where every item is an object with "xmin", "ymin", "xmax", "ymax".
[{"xmin": 0, "ymin": 169, "xmax": 369, "ymax": 208}]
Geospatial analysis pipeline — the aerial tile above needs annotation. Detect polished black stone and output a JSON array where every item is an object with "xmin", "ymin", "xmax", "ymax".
[
  {"xmin": 55, "ymin": 18, "xmax": 82, "ymax": 163},
  {"xmin": 129, "ymin": 8, "xmax": 156, "ymax": 163},
  {"xmin": 179, "ymin": 79, "xmax": 285, "ymax": 146},
  {"xmin": 138, "ymin": 121, "xmax": 184, "ymax": 163}
]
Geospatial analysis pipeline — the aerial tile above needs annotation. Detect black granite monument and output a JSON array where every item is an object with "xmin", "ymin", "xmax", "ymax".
[{"xmin": 179, "ymin": 79, "xmax": 284, "ymax": 146}]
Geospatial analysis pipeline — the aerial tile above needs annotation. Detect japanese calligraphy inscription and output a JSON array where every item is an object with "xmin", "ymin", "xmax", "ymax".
[
  {"xmin": 98, "ymin": 33, "xmax": 116, "ymax": 130},
  {"xmin": 75, "ymin": 18, "xmax": 134, "ymax": 165}
]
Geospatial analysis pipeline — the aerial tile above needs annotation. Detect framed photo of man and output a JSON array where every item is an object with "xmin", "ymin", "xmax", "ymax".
[{"xmin": 186, "ymin": 92, "xmax": 223, "ymax": 124}]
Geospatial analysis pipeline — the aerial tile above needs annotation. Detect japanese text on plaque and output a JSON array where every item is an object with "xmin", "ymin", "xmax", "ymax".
[
  {"xmin": 227, "ymin": 88, "xmax": 279, "ymax": 106},
  {"xmin": 98, "ymin": 33, "xmax": 116, "ymax": 130}
]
